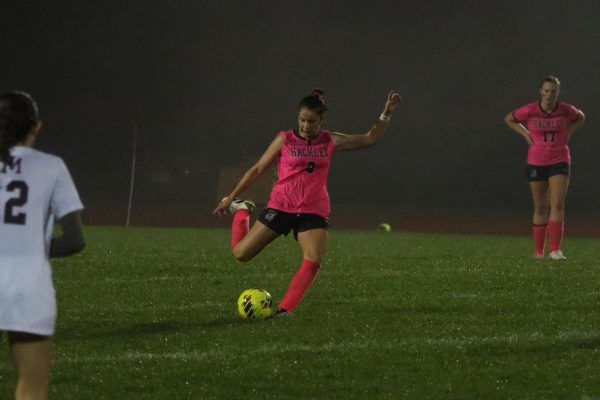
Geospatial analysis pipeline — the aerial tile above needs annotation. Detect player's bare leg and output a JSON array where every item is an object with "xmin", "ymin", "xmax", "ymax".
[
  {"xmin": 530, "ymin": 180, "xmax": 550, "ymax": 225},
  {"xmin": 231, "ymin": 220, "xmax": 279, "ymax": 262},
  {"xmin": 548, "ymin": 174, "xmax": 569, "ymax": 222},
  {"xmin": 11, "ymin": 339, "xmax": 52, "ymax": 400},
  {"xmin": 297, "ymin": 228, "xmax": 329, "ymax": 263}
]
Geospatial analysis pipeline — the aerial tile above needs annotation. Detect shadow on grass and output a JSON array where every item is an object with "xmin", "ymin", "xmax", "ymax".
[
  {"xmin": 57, "ymin": 316, "xmax": 254, "ymax": 342},
  {"xmin": 576, "ymin": 335, "xmax": 600, "ymax": 350}
]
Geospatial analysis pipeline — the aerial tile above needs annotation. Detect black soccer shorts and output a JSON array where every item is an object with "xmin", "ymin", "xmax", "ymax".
[
  {"xmin": 526, "ymin": 162, "xmax": 570, "ymax": 182},
  {"xmin": 258, "ymin": 208, "xmax": 329, "ymax": 240}
]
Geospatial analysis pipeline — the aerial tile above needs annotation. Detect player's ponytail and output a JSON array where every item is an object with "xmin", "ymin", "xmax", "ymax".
[
  {"xmin": 0, "ymin": 92, "xmax": 39, "ymax": 163},
  {"xmin": 312, "ymin": 88, "xmax": 325, "ymax": 103},
  {"xmin": 0, "ymin": 115, "xmax": 17, "ymax": 164},
  {"xmin": 298, "ymin": 88, "xmax": 328, "ymax": 116}
]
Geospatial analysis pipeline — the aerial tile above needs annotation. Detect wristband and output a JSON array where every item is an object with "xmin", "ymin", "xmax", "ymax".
[{"xmin": 379, "ymin": 113, "xmax": 391, "ymax": 122}]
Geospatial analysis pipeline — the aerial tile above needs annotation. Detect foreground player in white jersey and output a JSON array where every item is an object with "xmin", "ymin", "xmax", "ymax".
[{"xmin": 0, "ymin": 92, "xmax": 85, "ymax": 400}]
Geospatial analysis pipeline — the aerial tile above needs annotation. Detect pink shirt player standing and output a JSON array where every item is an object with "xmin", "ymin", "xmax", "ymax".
[
  {"xmin": 214, "ymin": 89, "xmax": 402, "ymax": 316},
  {"xmin": 504, "ymin": 76, "xmax": 585, "ymax": 260},
  {"xmin": 514, "ymin": 101, "xmax": 579, "ymax": 166}
]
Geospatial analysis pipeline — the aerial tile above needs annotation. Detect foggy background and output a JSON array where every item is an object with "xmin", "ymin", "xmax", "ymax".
[{"xmin": 2, "ymin": 0, "xmax": 598, "ymax": 232}]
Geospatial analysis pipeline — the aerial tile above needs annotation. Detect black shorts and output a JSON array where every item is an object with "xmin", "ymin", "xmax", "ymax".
[
  {"xmin": 2, "ymin": 331, "xmax": 49, "ymax": 345},
  {"xmin": 258, "ymin": 208, "xmax": 330, "ymax": 240},
  {"xmin": 526, "ymin": 162, "xmax": 570, "ymax": 182}
]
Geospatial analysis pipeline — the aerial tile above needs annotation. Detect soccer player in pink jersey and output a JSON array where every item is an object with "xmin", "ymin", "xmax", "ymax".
[
  {"xmin": 504, "ymin": 76, "xmax": 585, "ymax": 260},
  {"xmin": 214, "ymin": 89, "xmax": 401, "ymax": 316}
]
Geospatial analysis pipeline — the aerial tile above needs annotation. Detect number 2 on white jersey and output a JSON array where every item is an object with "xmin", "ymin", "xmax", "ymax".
[{"xmin": 2, "ymin": 180, "xmax": 29, "ymax": 225}]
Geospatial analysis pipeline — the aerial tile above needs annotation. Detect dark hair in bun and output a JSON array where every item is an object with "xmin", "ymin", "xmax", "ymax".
[
  {"xmin": 298, "ymin": 88, "xmax": 328, "ymax": 115},
  {"xmin": 0, "ymin": 91, "xmax": 39, "ymax": 163}
]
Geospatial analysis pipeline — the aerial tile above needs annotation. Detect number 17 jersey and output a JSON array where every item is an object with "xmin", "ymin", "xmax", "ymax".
[
  {"xmin": 513, "ymin": 101, "xmax": 580, "ymax": 166},
  {"xmin": 0, "ymin": 146, "xmax": 83, "ymax": 335}
]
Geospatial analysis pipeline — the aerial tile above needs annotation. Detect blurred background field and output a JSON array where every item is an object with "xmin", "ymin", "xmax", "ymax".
[{"xmin": 2, "ymin": 1, "xmax": 599, "ymax": 232}]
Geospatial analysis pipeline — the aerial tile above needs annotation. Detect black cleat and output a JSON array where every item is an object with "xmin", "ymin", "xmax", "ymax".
[{"xmin": 275, "ymin": 308, "xmax": 295, "ymax": 317}]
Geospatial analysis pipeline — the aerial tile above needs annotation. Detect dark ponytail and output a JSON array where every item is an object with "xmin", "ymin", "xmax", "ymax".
[
  {"xmin": 298, "ymin": 88, "xmax": 328, "ymax": 116},
  {"xmin": 0, "ymin": 92, "xmax": 39, "ymax": 163}
]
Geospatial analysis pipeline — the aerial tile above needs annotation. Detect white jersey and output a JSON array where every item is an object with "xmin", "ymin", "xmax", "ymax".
[{"xmin": 0, "ymin": 146, "xmax": 83, "ymax": 335}]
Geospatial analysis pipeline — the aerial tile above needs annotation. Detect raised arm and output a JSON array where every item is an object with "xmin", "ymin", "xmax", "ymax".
[
  {"xmin": 331, "ymin": 90, "xmax": 401, "ymax": 151},
  {"xmin": 213, "ymin": 134, "xmax": 284, "ymax": 216},
  {"xmin": 504, "ymin": 111, "xmax": 533, "ymax": 145}
]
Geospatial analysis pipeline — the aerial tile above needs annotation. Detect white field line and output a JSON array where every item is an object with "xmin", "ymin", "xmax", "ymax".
[
  {"xmin": 67, "ymin": 271, "xmax": 285, "ymax": 285},
  {"xmin": 61, "ymin": 301, "xmax": 226, "ymax": 313},
  {"xmin": 52, "ymin": 330, "xmax": 600, "ymax": 365}
]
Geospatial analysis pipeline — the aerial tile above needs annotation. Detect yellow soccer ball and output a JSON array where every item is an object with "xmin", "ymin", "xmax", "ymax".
[
  {"xmin": 237, "ymin": 288, "xmax": 273, "ymax": 319},
  {"xmin": 378, "ymin": 223, "xmax": 391, "ymax": 232}
]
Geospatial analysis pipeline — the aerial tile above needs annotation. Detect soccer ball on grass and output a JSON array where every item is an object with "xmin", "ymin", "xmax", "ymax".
[{"xmin": 237, "ymin": 288, "xmax": 273, "ymax": 319}]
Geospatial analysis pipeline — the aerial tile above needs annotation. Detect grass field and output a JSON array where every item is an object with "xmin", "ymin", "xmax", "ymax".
[{"xmin": 1, "ymin": 226, "xmax": 599, "ymax": 399}]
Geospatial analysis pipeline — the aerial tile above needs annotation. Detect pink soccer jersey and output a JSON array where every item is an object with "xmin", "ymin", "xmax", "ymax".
[
  {"xmin": 267, "ymin": 129, "xmax": 336, "ymax": 218},
  {"xmin": 513, "ymin": 101, "xmax": 580, "ymax": 165}
]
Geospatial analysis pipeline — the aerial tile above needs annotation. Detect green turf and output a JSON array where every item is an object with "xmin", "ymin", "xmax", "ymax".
[{"xmin": 1, "ymin": 227, "xmax": 599, "ymax": 399}]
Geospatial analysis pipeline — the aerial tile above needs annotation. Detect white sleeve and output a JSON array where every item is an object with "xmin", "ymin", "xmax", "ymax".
[{"xmin": 50, "ymin": 158, "xmax": 84, "ymax": 220}]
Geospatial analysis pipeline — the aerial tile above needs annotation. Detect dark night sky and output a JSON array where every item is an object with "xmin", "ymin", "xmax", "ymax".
[{"xmin": 2, "ymin": 0, "xmax": 599, "ymax": 224}]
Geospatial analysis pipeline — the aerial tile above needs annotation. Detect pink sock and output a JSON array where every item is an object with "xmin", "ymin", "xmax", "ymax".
[
  {"xmin": 230, "ymin": 210, "xmax": 249, "ymax": 250},
  {"xmin": 547, "ymin": 220, "xmax": 564, "ymax": 252},
  {"xmin": 278, "ymin": 259, "xmax": 321, "ymax": 312},
  {"xmin": 532, "ymin": 224, "xmax": 547, "ymax": 255}
]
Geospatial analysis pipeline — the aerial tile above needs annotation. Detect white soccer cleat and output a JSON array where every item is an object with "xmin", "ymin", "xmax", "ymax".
[
  {"xmin": 548, "ymin": 250, "xmax": 566, "ymax": 260},
  {"xmin": 224, "ymin": 198, "xmax": 255, "ymax": 215},
  {"xmin": 532, "ymin": 253, "xmax": 545, "ymax": 260}
]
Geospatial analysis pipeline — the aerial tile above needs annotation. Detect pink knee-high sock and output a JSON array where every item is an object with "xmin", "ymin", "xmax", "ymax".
[
  {"xmin": 278, "ymin": 259, "xmax": 321, "ymax": 312},
  {"xmin": 231, "ymin": 210, "xmax": 250, "ymax": 250},
  {"xmin": 532, "ymin": 224, "xmax": 547, "ymax": 256},
  {"xmin": 547, "ymin": 220, "xmax": 564, "ymax": 252}
]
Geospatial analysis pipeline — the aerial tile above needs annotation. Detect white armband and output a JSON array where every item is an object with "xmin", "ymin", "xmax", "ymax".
[{"xmin": 379, "ymin": 113, "xmax": 391, "ymax": 122}]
